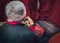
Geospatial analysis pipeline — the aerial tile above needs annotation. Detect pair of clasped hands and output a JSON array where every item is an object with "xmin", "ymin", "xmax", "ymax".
[{"xmin": 21, "ymin": 16, "xmax": 45, "ymax": 37}]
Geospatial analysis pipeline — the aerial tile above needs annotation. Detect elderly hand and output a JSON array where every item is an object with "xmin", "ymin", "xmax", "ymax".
[
  {"xmin": 21, "ymin": 16, "xmax": 34, "ymax": 27},
  {"xmin": 34, "ymin": 25, "xmax": 45, "ymax": 37}
]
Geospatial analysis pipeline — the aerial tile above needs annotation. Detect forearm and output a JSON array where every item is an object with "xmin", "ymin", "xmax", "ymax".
[{"xmin": 29, "ymin": 24, "xmax": 45, "ymax": 37}]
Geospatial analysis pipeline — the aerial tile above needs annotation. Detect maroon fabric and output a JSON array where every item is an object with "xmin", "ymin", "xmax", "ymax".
[
  {"xmin": 0, "ymin": 0, "xmax": 10, "ymax": 21},
  {"xmin": 20, "ymin": 0, "xmax": 60, "ymax": 28},
  {"xmin": 0, "ymin": 0, "xmax": 60, "ymax": 28},
  {"xmin": 49, "ymin": 32, "xmax": 60, "ymax": 43},
  {"xmin": 49, "ymin": 0, "xmax": 60, "ymax": 28}
]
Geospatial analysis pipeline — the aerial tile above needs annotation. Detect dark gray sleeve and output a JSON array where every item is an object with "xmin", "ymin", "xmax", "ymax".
[
  {"xmin": 35, "ymin": 21, "xmax": 60, "ymax": 35},
  {"xmin": 0, "ymin": 23, "xmax": 37, "ymax": 43}
]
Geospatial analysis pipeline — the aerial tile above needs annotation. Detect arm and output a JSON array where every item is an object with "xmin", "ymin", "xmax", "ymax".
[{"xmin": 21, "ymin": 16, "xmax": 45, "ymax": 37}]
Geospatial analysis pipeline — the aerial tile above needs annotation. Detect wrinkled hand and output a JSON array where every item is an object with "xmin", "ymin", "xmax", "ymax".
[
  {"xmin": 21, "ymin": 16, "xmax": 34, "ymax": 27},
  {"xmin": 34, "ymin": 25, "xmax": 45, "ymax": 37}
]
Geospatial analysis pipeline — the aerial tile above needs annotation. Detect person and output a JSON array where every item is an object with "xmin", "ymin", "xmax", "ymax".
[{"xmin": 0, "ymin": 1, "xmax": 37, "ymax": 43}]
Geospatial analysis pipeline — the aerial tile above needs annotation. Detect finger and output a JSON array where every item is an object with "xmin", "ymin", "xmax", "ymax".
[
  {"xmin": 25, "ymin": 20, "xmax": 31, "ymax": 27},
  {"xmin": 26, "ymin": 17, "xmax": 34, "ymax": 25},
  {"xmin": 21, "ymin": 21, "xmax": 25, "ymax": 24}
]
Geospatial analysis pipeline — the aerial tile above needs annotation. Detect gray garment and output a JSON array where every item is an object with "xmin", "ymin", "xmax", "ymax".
[
  {"xmin": 36, "ymin": 21, "xmax": 60, "ymax": 36},
  {"xmin": 35, "ymin": 21, "xmax": 60, "ymax": 43},
  {"xmin": 0, "ymin": 23, "xmax": 37, "ymax": 43}
]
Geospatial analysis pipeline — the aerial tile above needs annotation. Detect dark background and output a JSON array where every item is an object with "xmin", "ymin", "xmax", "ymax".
[{"xmin": 0, "ymin": 0, "xmax": 60, "ymax": 28}]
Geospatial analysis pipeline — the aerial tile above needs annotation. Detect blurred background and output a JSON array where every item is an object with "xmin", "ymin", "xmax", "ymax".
[{"xmin": 0, "ymin": 0, "xmax": 60, "ymax": 28}]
